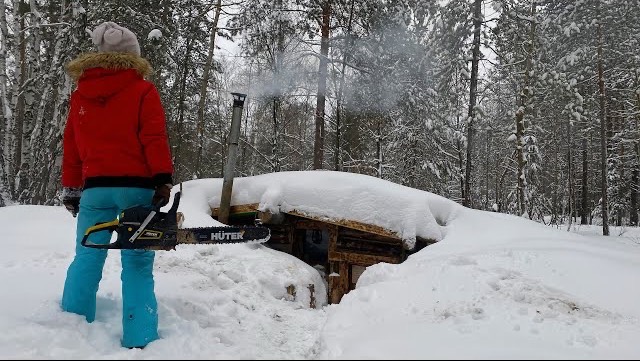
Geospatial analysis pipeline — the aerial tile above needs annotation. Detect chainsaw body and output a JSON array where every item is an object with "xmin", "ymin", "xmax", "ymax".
[{"xmin": 81, "ymin": 191, "xmax": 270, "ymax": 250}]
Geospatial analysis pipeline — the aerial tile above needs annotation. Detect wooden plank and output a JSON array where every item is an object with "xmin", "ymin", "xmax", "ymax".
[
  {"xmin": 286, "ymin": 209, "xmax": 402, "ymax": 241},
  {"xmin": 258, "ymin": 210, "xmax": 286, "ymax": 224},
  {"xmin": 328, "ymin": 224, "xmax": 338, "ymax": 254},
  {"xmin": 308, "ymin": 284, "xmax": 316, "ymax": 309},
  {"xmin": 328, "ymin": 261, "xmax": 338, "ymax": 303},
  {"xmin": 291, "ymin": 224, "xmax": 303, "ymax": 259},
  {"xmin": 328, "ymin": 250, "xmax": 401, "ymax": 265},
  {"xmin": 328, "ymin": 272, "xmax": 339, "ymax": 304},
  {"xmin": 339, "ymin": 262, "xmax": 350, "ymax": 295},
  {"xmin": 339, "ymin": 228, "xmax": 402, "ymax": 244},
  {"xmin": 211, "ymin": 203, "xmax": 438, "ymax": 250},
  {"xmin": 328, "ymin": 261, "xmax": 350, "ymax": 304},
  {"xmin": 337, "ymin": 236, "xmax": 403, "ymax": 256},
  {"xmin": 211, "ymin": 203, "xmax": 259, "ymax": 217},
  {"xmin": 294, "ymin": 219, "xmax": 329, "ymax": 230},
  {"xmin": 351, "ymin": 264, "xmax": 367, "ymax": 289}
]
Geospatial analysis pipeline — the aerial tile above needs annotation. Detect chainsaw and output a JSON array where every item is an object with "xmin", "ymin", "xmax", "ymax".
[{"xmin": 81, "ymin": 191, "xmax": 271, "ymax": 250}]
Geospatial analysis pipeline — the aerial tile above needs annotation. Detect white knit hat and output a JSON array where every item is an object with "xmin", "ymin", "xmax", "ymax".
[{"xmin": 91, "ymin": 21, "xmax": 140, "ymax": 56}]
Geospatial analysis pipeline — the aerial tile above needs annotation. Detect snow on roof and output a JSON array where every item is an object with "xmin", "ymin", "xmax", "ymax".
[{"xmin": 172, "ymin": 170, "xmax": 463, "ymax": 249}]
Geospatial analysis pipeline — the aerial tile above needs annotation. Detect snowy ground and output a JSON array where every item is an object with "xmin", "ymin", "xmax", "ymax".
[
  {"xmin": 319, "ymin": 209, "xmax": 640, "ymax": 359},
  {"xmin": 1, "ymin": 172, "xmax": 639, "ymax": 359},
  {"xmin": 565, "ymin": 223, "xmax": 640, "ymax": 245},
  {"xmin": 0, "ymin": 206, "xmax": 327, "ymax": 359}
]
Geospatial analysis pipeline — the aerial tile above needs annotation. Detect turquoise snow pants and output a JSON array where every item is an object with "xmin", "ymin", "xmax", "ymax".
[{"xmin": 61, "ymin": 187, "xmax": 159, "ymax": 348}]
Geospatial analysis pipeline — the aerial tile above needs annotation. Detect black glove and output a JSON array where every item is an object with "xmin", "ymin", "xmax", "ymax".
[
  {"xmin": 61, "ymin": 187, "xmax": 82, "ymax": 217},
  {"xmin": 153, "ymin": 183, "xmax": 173, "ymax": 207}
]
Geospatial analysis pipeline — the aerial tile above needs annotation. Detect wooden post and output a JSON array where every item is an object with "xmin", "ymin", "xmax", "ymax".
[
  {"xmin": 219, "ymin": 93, "xmax": 246, "ymax": 224},
  {"xmin": 286, "ymin": 284, "xmax": 296, "ymax": 301},
  {"xmin": 328, "ymin": 271, "xmax": 340, "ymax": 304},
  {"xmin": 308, "ymin": 284, "xmax": 316, "ymax": 309},
  {"xmin": 329, "ymin": 261, "xmax": 349, "ymax": 304},
  {"xmin": 258, "ymin": 210, "xmax": 286, "ymax": 224}
]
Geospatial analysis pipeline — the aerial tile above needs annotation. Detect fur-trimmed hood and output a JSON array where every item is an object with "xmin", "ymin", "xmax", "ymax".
[{"xmin": 66, "ymin": 52, "xmax": 152, "ymax": 82}]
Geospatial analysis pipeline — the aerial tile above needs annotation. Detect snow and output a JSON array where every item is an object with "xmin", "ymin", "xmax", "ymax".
[
  {"xmin": 148, "ymin": 29, "xmax": 163, "ymax": 40},
  {"xmin": 320, "ymin": 209, "xmax": 640, "ymax": 359},
  {"xmin": 173, "ymin": 171, "xmax": 458, "ymax": 250},
  {"xmin": 1, "ymin": 170, "xmax": 639, "ymax": 359}
]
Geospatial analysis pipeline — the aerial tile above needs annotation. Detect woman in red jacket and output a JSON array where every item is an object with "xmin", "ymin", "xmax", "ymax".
[{"xmin": 60, "ymin": 21, "xmax": 173, "ymax": 349}]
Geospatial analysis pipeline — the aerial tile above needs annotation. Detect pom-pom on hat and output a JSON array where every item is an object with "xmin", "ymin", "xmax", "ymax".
[{"xmin": 91, "ymin": 21, "xmax": 140, "ymax": 56}]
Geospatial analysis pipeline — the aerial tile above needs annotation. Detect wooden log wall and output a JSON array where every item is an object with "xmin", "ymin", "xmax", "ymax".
[
  {"xmin": 327, "ymin": 226, "xmax": 405, "ymax": 303},
  {"xmin": 212, "ymin": 205, "xmax": 435, "ymax": 304}
]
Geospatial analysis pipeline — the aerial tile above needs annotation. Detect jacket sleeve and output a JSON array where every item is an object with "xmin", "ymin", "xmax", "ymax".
[
  {"xmin": 139, "ymin": 84, "xmax": 174, "ymax": 186},
  {"xmin": 61, "ymin": 93, "xmax": 83, "ymax": 188}
]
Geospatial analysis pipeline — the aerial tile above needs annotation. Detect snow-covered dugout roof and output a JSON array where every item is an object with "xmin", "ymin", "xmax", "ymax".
[{"xmin": 171, "ymin": 170, "xmax": 464, "ymax": 250}]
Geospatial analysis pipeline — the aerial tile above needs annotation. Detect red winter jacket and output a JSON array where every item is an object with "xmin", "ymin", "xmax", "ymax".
[{"xmin": 62, "ymin": 52, "xmax": 173, "ymax": 190}]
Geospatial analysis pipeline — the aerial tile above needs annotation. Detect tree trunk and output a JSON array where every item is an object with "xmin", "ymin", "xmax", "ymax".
[
  {"xmin": 463, "ymin": 0, "xmax": 482, "ymax": 208},
  {"xmin": 514, "ymin": 1, "xmax": 536, "ymax": 217},
  {"xmin": 580, "ymin": 132, "xmax": 589, "ymax": 224},
  {"xmin": 597, "ymin": 23, "xmax": 609, "ymax": 236},
  {"xmin": 271, "ymin": 0, "xmax": 285, "ymax": 173},
  {"xmin": 566, "ymin": 116, "xmax": 574, "ymax": 231},
  {"xmin": 18, "ymin": 2, "xmax": 42, "ymax": 204},
  {"xmin": 457, "ymin": 136, "xmax": 465, "ymax": 202},
  {"xmin": 195, "ymin": 0, "xmax": 222, "ymax": 178},
  {"xmin": 617, "ymin": 135, "xmax": 624, "ymax": 227},
  {"xmin": 11, "ymin": 1, "xmax": 28, "ymax": 199},
  {"xmin": 313, "ymin": 0, "xmax": 330, "ymax": 170},
  {"xmin": 484, "ymin": 130, "xmax": 490, "ymax": 209},
  {"xmin": 376, "ymin": 118, "xmax": 382, "ymax": 178},
  {"xmin": 630, "ymin": 94, "xmax": 640, "ymax": 226},
  {"xmin": 334, "ymin": 0, "xmax": 354, "ymax": 171},
  {"xmin": 173, "ymin": 36, "xmax": 194, "ymax": 181},
  {"xmin": 0, "ymin": 0, "xmax": 10, "ymax": 205},
  {"xmin": 272, "ymin": 96, "xmax": 281, "ymax": 172},
  {"xmin": 631, "ymin": 155, "xmax": 639, "ymax": 226}
]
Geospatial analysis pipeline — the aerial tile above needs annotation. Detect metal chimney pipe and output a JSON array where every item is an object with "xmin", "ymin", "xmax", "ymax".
[{"xmin": 218, "ymin": 92, "xmax": 246, "ymax": 224}]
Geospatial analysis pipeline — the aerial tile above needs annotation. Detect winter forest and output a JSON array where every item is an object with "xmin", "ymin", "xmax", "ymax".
[{"xmin": 1, "ymin": 0, "xmax": 639, "ymax": 235}]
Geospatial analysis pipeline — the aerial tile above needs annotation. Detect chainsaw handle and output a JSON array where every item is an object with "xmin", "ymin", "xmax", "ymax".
[
  {"xmin": 80, "ymin": 192, "xmax": 182, "ymax": 251},
  {"xmin": 81, "ymin": 219, "xmax": 123, "ymax": 249}
]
